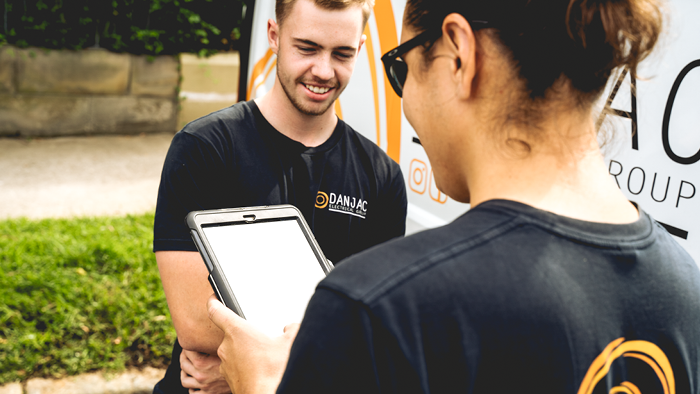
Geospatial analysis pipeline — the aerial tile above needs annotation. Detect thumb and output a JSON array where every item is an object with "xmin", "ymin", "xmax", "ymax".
[{"xmin": 207, "ymin": 294, "xmax": 238, "ymax": 331}]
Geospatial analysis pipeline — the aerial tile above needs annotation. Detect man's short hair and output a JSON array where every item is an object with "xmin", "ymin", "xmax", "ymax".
[{"xmin": 276, "ymin": 0, "xmax": 375, "ymax": 29}]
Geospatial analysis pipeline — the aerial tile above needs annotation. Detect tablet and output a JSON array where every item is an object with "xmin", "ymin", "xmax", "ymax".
[{"xmin": 186, "ymin": 205, "xmax": 333, "ymax": 337}]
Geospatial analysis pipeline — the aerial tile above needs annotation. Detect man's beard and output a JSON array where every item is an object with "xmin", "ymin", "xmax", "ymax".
[{"xmin": 277, "ymin": 61, "xmax": 337, "ymax": 116}]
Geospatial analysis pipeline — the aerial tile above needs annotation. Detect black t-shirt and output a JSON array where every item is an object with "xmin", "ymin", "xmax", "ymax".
[
  {"xmin": 154, "ymin": 100, "xmax": 407, "ymax": 262},
  {"xmin": 153, "ymin": 101, "xmax": 407, "ymax": 393},
  {"xmin": 279, "ymin": 200, "xmax": 700, "ymax": 393}
]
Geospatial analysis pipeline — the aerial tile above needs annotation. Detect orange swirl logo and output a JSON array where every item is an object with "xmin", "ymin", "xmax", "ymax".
[
  {"xmin": 578, "ymin": 337, "xmax": 675, "ymax": 394},
  {"xmin": 315, "ymin": 191, "xmax": 329, "ymax": 209}
]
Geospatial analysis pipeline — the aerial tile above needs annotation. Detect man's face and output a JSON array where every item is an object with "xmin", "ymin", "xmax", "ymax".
[{"xmin": 270, "ymin": 0, "xmax": 365, "ymax": 116}]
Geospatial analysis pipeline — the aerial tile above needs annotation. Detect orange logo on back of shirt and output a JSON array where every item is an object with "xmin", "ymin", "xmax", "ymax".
[{"xmin": 578, "ymin": 337, "xmax": 675, "ymax": 394}]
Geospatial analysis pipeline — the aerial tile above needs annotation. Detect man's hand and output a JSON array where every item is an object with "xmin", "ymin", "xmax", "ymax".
[
  {"xmin": 207, "ymin": 295, "xmax": 300, "ymax": 394},
  {"xmin": 180, "ymin": 349, "xmax": 232, "ymax": 394}
]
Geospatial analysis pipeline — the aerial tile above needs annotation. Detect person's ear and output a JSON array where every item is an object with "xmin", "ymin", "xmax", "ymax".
[
  {"xmin": 358, "ymin": 34, "xmax": 367, "ymax": 54},
  {"xmin": 268, "ymin": 19, "xmax": 280, "ymax": 54},
  {"xmin": 441, "ymin": 13, "xmax": 477, "ymax": 100}
]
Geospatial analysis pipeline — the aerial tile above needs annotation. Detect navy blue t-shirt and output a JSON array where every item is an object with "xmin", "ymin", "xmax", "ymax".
[
  {"xmin": 153, "ymin": 100, "xmax": 407, "ymax": 393},
  {"xmin": 279, "ymin": 200, "xmax": 700, "ymax": 393},
  {"xmin": 154, "ymin": 100, "xmax": 407, "ymax": 263}
]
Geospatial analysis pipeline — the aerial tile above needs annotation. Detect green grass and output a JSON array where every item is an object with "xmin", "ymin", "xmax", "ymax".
[{"xmin": 0, "ymin": 213, "xmax": 175, "ymax": 384}]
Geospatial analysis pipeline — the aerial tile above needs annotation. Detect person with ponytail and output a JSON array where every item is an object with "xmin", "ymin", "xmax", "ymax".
[{"xmin": 207, "ymin": 0, "xmax": 700, "ymax": 392}]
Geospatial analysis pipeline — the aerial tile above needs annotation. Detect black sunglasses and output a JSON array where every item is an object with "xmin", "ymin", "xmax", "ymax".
[{"xmin": 381, "ymin": 21, "xmax": 490, "ymax": 98}]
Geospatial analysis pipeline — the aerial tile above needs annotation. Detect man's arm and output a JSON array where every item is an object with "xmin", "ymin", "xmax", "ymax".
[
  {"xmin": 158, "ymin": 251, "xmax": 233, "ymax": 393},
  {"xmin": 154, "ymin": 129, "xmax": 236, "ymax": 392},
  {"xmin": 157, "ymin": 251, "xmax": 224, "ymax": 354}
]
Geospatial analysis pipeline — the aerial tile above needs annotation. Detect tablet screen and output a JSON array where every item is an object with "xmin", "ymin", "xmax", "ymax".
[{"xmin": 202, "ymin": 218, "xmax": 326, "ymax": 337}]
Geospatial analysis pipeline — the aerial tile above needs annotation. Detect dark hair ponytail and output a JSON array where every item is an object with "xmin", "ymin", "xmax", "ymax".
[
  {"xmin": 564, "ymin": 0, "xmax": 662, "ymax": 96},
  {"xmin": 406, "ymin": 0, "xmax": 663, "ymax": 102}
]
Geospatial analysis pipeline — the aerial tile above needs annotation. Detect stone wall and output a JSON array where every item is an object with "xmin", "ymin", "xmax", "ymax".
[
  {"xmin": 177, "ymin": 52, "xmax": 240, "ymax": 130},
  {"xmin": 0, "ymin": 47, "xmax": 179, "ymax": 137}
]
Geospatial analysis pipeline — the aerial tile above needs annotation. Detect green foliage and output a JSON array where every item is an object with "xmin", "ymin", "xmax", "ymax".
[
  {"xmin": 0, "ymin": 0, "xmax": 245, "ymax": 55},
  {"xmin": 0, "ymin": 213, "xmax": 176, "ymax": 384}
]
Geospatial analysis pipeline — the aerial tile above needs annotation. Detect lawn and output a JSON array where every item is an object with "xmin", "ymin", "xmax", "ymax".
[{"xmin": 0, "ymin": 213, "xmax": 175, "ymax": 384}]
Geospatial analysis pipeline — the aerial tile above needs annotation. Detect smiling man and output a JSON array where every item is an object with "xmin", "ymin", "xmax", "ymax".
[{"xmin": 152, "ymin": 0, "xmax": 407, "ymax": 393}]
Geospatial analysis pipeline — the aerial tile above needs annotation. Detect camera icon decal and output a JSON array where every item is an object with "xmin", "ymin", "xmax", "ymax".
[
  {"xmin": 409, "ymin": 159, "xmax": 427, "ymax": 194},
  {"xmin": 408, "ymin": 159, "xmax": 448, "ymax": 204}
]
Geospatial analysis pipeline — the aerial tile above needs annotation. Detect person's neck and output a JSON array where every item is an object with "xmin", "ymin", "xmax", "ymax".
[
  {"xmin": 254, "ymin": 81, "xmax": 338, "ymax": 148},
  {"xmin": 466, "ymin": 114, "xmax": 639, "ymax": 224}
]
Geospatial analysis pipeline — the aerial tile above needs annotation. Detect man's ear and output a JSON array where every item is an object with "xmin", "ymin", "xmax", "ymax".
[
  {"xmin": 268, "ymin": 19, "xmax": 280, "ymax": 54},
  {"xmin": 357, "ymin": 34, "xmax": 367, "ymax": 54},
  {"xmin": 442, "ymin": 13, "xmax": 477, "ymax": 100}
]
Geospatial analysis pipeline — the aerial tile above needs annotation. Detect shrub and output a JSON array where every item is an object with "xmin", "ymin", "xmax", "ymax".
[{"xmin": 0, "ymin": 0, "xmax": 245, "ymax": 56}]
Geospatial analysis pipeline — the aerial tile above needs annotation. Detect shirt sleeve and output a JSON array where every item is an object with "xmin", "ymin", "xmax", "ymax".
[
  {"xmin": 153, "ymin": 131, "xmax": 228, "ymax": 252},
  {"xmin": 276, "ymin": 288, "xmax": 382, "ymax": 394},
  {"xmin": 369, "ymin": 160, "xmax": 407, "ymax": 246},
  {"xmin": 382, "ymin": 162, "xmax": 408, "ymax": 239}
]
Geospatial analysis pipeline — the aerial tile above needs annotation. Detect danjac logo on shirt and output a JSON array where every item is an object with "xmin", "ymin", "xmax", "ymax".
[
  {"xmin": 577, "ymin": 337, "xmax": 675, "ymax": 394},
  {"xmin": 315, "ymin": 191, "xmax": 367, "ymax": 219}
]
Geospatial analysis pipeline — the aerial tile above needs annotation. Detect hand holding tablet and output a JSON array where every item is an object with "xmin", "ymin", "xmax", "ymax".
[{"xmin": 187, "ymin": 205, "xmax": 332, "ymax": 337}]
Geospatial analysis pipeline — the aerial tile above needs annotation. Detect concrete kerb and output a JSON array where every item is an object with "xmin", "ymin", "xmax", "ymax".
[{"xmin": 0, "ymin": 367, "xmax": 165, "ymax": 394}]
